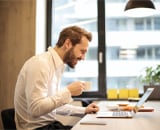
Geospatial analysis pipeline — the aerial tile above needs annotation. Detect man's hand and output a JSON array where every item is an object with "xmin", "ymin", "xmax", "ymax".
[
  {"xmin": 67, "ymin": 81, "xmax": 85, "ymax": 96},
  {"xmin": 85, "ymin": 103, "xmax": 99, "ymax": 114}
]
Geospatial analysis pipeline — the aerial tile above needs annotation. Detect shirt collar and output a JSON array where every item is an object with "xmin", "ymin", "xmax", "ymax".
[{"xmin": 48, "ymin": 46, "xmax": 65, "ymax": 70}]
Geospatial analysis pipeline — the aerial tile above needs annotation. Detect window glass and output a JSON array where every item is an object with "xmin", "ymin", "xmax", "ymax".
[
  {"xmin": 135, "ymin": 19, "xmax": 144, "ymax": 30},
  {"xmin": 50, "ymin": 0, "xmax": 160, "ymax": 98},
  {"xmin": 146, "ymin": 18, "xmax": 152, "ymax": 30},
  {"xmin": 51, "ymin": 0, "xmax": 99, "ymax": 92},
  {"xmin": 105, "ymin": 0, "xmax": 160, "ymax": 93},
  {"xmin": 154, "ymin": 17, "xmax": 160, "ymax": 30}
]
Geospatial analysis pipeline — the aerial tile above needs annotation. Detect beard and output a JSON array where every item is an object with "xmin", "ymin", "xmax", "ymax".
[{"xmin": 63, "ymin": 47, "xmax": 81, "ymax": 68}]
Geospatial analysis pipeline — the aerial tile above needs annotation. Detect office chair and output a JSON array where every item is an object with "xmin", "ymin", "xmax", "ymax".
[{"xmin": 1, "ymin": 108, "xmax": 16, "ymax": 130}]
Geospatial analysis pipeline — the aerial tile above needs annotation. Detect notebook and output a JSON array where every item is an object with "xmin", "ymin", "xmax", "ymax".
[{"xmin": 96, "ymin": 88, "xmax": 154, "ymax": 118}]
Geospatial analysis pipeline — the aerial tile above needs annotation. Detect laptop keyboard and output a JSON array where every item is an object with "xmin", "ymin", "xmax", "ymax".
[{"xmin": 112, "ymin": 111, "xmax": 129, "ymax": 117}]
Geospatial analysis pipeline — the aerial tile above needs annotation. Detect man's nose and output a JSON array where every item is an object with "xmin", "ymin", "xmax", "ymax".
[{"xmin": 81, "ymin": 54, "xmax": 85, "ymax": 60}]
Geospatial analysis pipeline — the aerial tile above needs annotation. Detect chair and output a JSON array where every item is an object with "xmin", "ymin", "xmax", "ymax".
[{"xmin": 1, "ymin": 108, "xmax": 16, "ymax": 130}]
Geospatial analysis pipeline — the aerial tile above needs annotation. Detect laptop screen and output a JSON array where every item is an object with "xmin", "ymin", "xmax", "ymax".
[{"xmin": 135, "ymin": 88, "xmax": 154, "ymax": 111}]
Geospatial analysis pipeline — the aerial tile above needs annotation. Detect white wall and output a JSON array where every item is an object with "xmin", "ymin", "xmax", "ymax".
[{"xmin": 36, "ymin": 0, "xmax": 47, "ymax": 54}]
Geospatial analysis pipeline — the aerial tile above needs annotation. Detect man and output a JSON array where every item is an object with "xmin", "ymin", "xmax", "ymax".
[{"xmin": 14, "ymin": 26, "xmax": 99, "ymax": 130}]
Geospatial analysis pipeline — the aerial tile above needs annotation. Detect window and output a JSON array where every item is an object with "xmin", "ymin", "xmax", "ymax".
[
  {"xmin": 154, "ymin": 17, "xmax": 160, "ymax": 30},
  {"xmin": 105, "ymin": 0, "xmax": 160, "ymax": 94},
  {"xmin": 135, "ymin": 19, "xmax": 144, "ymax": 30},
  {"xmin": 47, "ymin": 0, "xmax": 160, "ymax": 99},
  {"xmin": 47, "ymin": 0, "xmax": 106, "ymax": 99}
]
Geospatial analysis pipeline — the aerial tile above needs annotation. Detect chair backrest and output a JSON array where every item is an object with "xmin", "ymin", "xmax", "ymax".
[{"xmin": 1, "ymin": 108, "xmax": 16, "ymax": 130}]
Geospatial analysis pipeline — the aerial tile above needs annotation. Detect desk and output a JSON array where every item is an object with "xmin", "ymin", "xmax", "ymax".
[{"xmin": 71, "ymin": 101, "xmax": 160, "ymax": 130}]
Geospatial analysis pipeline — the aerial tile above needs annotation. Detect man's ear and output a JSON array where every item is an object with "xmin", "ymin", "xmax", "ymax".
[{"xmin": 64, "ymin": 39, "xmax": 72, "ymax": 49}]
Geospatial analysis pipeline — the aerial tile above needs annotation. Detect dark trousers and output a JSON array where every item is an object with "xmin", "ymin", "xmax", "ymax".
[{"xmin": 35, "ymin": 121, "xmax": 72, "ymax": 130}]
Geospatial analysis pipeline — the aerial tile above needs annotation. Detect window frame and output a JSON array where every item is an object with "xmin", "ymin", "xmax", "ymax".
[{"xmin": 46, "ymin": 0, "xmax": 106, "ymax": 99}]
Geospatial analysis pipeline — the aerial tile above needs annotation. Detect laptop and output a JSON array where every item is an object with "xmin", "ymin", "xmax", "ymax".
[{"xmin": 96, "ymin": 88, "xmax": 154, "ymax": 118}]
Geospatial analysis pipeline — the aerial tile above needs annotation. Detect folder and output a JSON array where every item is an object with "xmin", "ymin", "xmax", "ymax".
[
  {"xmin": 128, "ymin": 88, "xmax": 139, "ymax": 98},
  {"xmin": 119, "ymin": 89, "xmax": 128, "ymax": 99},
  {"xmin": 107, "ymin": 89, "xmax": 118, "ymax": 99}
]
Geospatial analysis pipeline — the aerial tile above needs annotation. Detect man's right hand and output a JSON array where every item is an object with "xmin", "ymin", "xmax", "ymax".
[{"xmin": 67, "ymin": 81, "xmax": 85, "ymax": 96}]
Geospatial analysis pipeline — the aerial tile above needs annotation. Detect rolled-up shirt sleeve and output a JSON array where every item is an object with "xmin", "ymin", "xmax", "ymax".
[{"xmin": 55, "ymin": 104, "xmax": 85, "ymax": 116}]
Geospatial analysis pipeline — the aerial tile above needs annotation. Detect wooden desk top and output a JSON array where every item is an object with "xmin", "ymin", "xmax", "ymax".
[{"xmin": 71, "ymin": 101, "xmax": 160, "ymax": 130}]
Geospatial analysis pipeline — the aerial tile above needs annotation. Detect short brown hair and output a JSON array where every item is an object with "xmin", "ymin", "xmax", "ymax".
[{"xmin": 56, "ymin": 26, "xmax": 92, "ymax": 47}]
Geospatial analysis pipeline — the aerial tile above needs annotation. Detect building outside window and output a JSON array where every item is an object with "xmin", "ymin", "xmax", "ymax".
[{"xmin": 105, "ymin": 0, "xmax": 160, "ymax": 94}]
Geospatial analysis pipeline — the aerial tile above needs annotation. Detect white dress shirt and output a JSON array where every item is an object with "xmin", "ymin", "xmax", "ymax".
[{"xmin": 14, "ymin": 47, "xmax": 85, "ymax": 130}]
